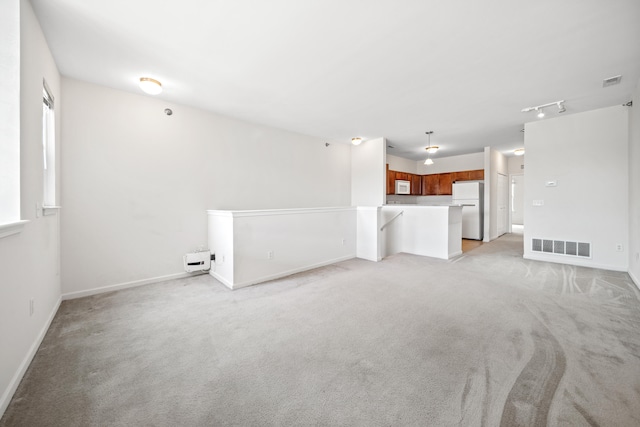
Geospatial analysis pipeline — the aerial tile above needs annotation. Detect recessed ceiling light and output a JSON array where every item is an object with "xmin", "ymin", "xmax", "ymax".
[{"xmin": 139, "ymin": 77, "xmax": 162, "ymax": 95}]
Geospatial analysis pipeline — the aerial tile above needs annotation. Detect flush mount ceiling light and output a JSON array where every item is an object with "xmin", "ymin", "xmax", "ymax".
[
  {"xmin": 514, "ymin": 148, "xmax": 525, "ymax": 156},
  {"xmin": 139, "ymin": 77, "xmax": 162, "ymax": 95},
  {"xmin": 424, "ymin": 131, "xmax": 435, "ymax": 165},
  {"xmin": 425, "ymin": 145, "xmax": 439, "ymax": 154},
  {"xmin": 351, "ymin": 137, "xmax": 363, "ymax": 146},
  {"xmin": 522, "ymin": 100, "xmax": 565, "ymax": 118}
]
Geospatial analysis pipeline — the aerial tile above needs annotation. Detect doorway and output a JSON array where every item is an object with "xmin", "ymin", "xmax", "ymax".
[
  {"xmin": 497, "ymin": 173, "xmax": 508, "ymax": 236},
  {"xmin": 510, "ymin": 174, "xmax": 524, "ymax": 234}
]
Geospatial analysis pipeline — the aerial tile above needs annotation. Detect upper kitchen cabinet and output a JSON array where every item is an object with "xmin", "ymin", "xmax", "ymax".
[
  {"xmin": 386, "ymin": 168, "xmax": 396, "ymax": 195},
  {"xmin": 410, "ymin": 174, "xmax": 422, "ymax": 195},
  {"xmin": 438, "ymin": 173, "xmax": 453, "ymax": 195},
  {"xmin": 468, "ymin": 169, "xmax": 484, "ymax": 180},
  {"xmin": 395, "ymin": 172, "xmax": 410, "ymax": 181},
  {"xmin": 422, "ymin": 175, "xmax": 439, "ymax": 195},
  {"xmin": 452, "ymin": 169, "xmax": 485, "ymax": 182},
  {"xmin": 422, "ymin": 173, "xmax": 453, "ymax": 195}
]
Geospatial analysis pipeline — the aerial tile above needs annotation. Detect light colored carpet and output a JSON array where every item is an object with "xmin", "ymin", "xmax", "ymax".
[{"xmin": 2, "ymin": 233, "xmax": 640, "ymax": 426}]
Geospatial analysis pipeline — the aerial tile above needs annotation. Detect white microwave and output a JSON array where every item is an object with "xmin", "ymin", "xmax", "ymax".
[{"xmin": 395, "ymin": 180, "xmax": 411, "ymax": 195}]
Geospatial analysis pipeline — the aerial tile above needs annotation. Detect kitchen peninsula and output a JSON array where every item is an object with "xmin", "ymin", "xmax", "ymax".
[
  {"xmin": 380, "ymin": 204, "xmax": 462, "ymax": 260},
  {"xmin": 207, "ymin": 204, "xmax": 462, "ymax": 289}
]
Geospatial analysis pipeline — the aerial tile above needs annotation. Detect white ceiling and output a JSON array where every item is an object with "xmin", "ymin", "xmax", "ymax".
[{"xmin": 31, "ymin": 0, "xmax": 640, "ymax": 160}]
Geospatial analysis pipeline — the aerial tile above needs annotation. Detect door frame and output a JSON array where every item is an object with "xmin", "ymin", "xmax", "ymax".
[{"xmin": 508, "ymin": 173, "xmax": 524, "ymax": 233}]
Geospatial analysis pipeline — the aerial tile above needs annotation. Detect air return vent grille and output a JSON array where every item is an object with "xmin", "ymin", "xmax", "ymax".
[
  {"xmin": 603, "ymin": 75, "xmax": 622, "ymax": 87},
  {"xmin": 531, "ymin": 238, "xmax": 591, "ymax": 258}
]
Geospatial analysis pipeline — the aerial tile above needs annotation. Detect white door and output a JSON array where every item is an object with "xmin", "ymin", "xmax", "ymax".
[
  {"xmin": 497, "ymin": 173, "xmax": 508, "ymax": 236},
  {"xmin": 511, "ymin": 174, "xmax": 524, "ymax": 225}
]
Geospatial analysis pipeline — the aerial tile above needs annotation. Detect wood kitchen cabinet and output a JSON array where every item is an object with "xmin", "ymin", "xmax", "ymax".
[
  {"xmin": 468, "ymin": 169, "xmax": 484, "ymax": 180},
  {"xmin": 422, "ymin": 174, "xmax": 439, "ymax": 195},
  {"xmin": 452, "ymin": 169, "xmax": 485, "ymax": 183},
  {"xmin": 422, "ymin": 173, "xmax": 453, "ymax": 195},
  {"xmin": 395, "ymin": 172, "xmax": 410, "ymax": 181},
  {"xmin": 438, "ymin": 173, "xmax": 453, "ymax": 195},
  {"xmin": 410, "ymin": 174, "xmax": 422, "ymax": 195},
  {"xmin": 388, "ymin": 168, "xmax": 482, "ymax": 196},
  {"xmin": 386, "ymin": 168, "xmax": 396, "ymax": 195}
]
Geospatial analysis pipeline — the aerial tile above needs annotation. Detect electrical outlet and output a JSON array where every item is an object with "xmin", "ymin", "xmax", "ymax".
[
  {"xmin": 267, "ymin": 251, "xmax": 274, "ymax": 259},
  {"xmin": 616, "ymin": 244, "xmax": 623, "ymax": 252},
  {"xmin": 29, "ymin": 299, "xmax": 34, "ymax": 316}
]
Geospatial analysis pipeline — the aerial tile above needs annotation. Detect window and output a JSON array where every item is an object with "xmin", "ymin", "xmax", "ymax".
[
  {"xmin": 42, "ymin": 81, "xmax": 56, "ymax": 207},
  {"xmin": 0, "ymin": 0, "xmax": 27, "ymax": 238}
]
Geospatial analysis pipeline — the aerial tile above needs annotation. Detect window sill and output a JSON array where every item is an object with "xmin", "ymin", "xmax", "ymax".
[
  {"xmin": 42, "ymin": 205, "xmax": 61, "ymax": 216},
  {"xmin": 0, "ymin": 220, "xmax": 29, "ymax": 239}
]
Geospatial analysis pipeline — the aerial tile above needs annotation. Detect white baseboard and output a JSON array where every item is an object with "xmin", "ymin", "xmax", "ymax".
[
  {"xmin": 0, "ymin": 296, "xmax": 61, "ymax": 418},
  {"xmin": 630, "ymin": 270, "xmax": 640, "ymax": 291},
  {"xmin": 523, "ymin": 254, "xmax": 628, "ymax": 272},
  {"xmin": 212, "ymin": 255, "xmax": 356, "ymax": 290},
  {"xmin": 61, "ymin": 271, "xmax": 206, "ymax": 300}
]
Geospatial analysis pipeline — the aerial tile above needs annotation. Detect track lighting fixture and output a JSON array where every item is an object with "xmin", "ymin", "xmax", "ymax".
[
  {"xmin": 557, "ymin": 102, "xmax": 566, "ymax": 113},
  {"xmin": 522, "ymin": 100, "xmax": 566, "ymax": 118},
  {"xmin": 424, "ymin": 131, "xmax": 435, "ymax": 165}
]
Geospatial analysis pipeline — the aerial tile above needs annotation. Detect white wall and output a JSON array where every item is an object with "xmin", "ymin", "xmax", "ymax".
[
  {"xmin": 60, "ymin": 79, "xmax": 352, "ymax": 297},
  {"xmin": 416, "ymin": 152, "xmax": 484, "ymax": 175},
  {"xmin": 524, "ymin": 105, "xmax": 629, "ymax": 271},
  {"xmin": 351, "ymin": 137, "xmax": 386, "ymax": 206},
  {"xmin": 0, "ymin": 0, "xmax": 61, "ymax": 415},
  {"xmin": 508, "ymin": 155, "xmax": 525, "ymax": 175},
  {"xmin": 386, "ymin": 154, "xmax": 417, "ymax": 173},
  {"xmin": 629, "ymin": 78, "xmax": 640, "ymax": 286}
]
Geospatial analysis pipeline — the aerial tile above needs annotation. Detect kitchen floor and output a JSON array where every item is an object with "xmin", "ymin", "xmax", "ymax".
[{"xmin": 462, "ymin": 239, "xmax": 483, "ymax": 253}]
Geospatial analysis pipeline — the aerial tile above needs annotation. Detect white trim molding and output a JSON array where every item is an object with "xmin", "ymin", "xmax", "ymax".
[
  {"xmin": 0, "ymin": 297, "xmax": 61, "ymax": 417},
  {"xmin": 61, "ymin": 271, "xmax": 206, "ymax": 300},
  {"xmin": 0, "ymin": 220, "xmax": 29, "ymax": 239}
]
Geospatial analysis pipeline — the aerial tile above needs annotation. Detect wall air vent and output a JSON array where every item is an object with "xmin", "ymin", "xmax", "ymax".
[
  {"xmin": 531, "ymin": 238, "xmax": 591, "ymax": 258},
  {"xmin": 603, "ymin": 75, "xmax": 622, "ymax": 87}
]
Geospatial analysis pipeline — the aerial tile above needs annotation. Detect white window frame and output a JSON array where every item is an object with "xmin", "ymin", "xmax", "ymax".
[
  {"xmin": 0, "ymin": 0, "xmax": 28, "ymax": 237},
  {"xmin": 42, "ymin": 80, "xmax": 58, "ymax": 214}
]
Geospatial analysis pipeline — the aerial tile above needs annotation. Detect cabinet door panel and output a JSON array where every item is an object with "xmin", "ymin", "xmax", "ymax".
[
  {"xmin": 438, "ymin": 173, "xmax": 453, "ymax": 195},
  {"xmin": 410, "ymin": 174, "xmax": 422, "ymax": 195},
  {"xmin": 452, "ymin": 171, "xmax": 469, "ymax": 182},
  {"xmin": 395, "ymin": 172, "xmax": 409, "ymax": 181},
  {"xmin": 422, "ymin": 175, "xmax": 439, "ymax": 195},
  {"xmin": 386, "ymin": 170, "xmax": 396, "ymax": 195},
  {"xmin": 468, "ymin": 169, "xmax": 484, "ymax": 180}
]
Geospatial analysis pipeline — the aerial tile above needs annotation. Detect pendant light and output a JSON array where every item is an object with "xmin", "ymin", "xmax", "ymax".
[{"xmin": 424, "ymin": 131, "xmax": 436, "ymax": 165}]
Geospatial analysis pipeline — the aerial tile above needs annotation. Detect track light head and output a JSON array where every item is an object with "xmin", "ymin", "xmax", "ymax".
[
  {"xmin": 557, "ymin": 102, "xmax": 566, "ymax": 113},
  {"xmin": 537, "ymin": 108, "xmax": 545, "ymax": 119}
]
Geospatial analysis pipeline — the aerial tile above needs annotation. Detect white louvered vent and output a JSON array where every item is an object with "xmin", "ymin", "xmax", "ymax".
[
  {"xmin": 603, "ymin": 75, "xmax": 622, "ymax": 87},
  {"xmin": 531, "ymin": 238, "xmax": 591, "ymax": 258}
]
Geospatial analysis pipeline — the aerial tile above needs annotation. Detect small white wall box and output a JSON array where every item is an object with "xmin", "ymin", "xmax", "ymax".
[{"xmin": 183, "ymin": 250, "xmax": 211, "ymax": 272}]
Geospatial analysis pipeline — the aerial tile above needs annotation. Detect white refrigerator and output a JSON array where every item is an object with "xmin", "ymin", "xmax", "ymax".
[{"xmin": 452, "ymin": 181, "xmax": 484, "ymax": 240}]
